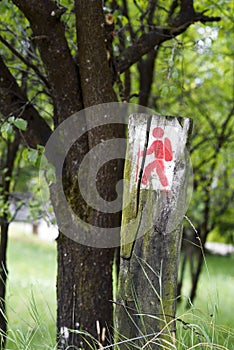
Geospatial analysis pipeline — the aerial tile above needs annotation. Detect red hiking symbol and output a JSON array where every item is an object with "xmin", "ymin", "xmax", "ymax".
[{"xmin": 137, "ymin": 127, "xmax": 173, "ymax": 187}]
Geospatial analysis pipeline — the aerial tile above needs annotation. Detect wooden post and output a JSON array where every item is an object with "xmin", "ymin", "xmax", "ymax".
[{"xmin": 114, "ymin": 114, "xmax": 192, "ymax": 349}]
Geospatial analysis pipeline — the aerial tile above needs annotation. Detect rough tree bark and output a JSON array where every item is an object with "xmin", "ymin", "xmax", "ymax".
[
  {"xmin": 115, "ymin": 114, "xmax": 192, "ymax": 349},
  {"xmin": 56, "ymin": 2, "xmax": 124, "ymax": 347}
]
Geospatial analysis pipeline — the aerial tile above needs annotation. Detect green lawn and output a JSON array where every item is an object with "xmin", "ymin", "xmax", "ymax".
[
  {"xmin": 191, "ymin": 255, "xmax": 234, "ymax": 328},
  {"xmin": 177, "ymin": 253, "xmax": 234, "ymax": 349},
  {"xmin": 5, "ymin": 230, "xmax": 234, "ymax": 349},
  {"xmin": 6, "ymin": 230, "xmax": 57, "ymax": 349},
  {"xmin": 181, "ymin": 254, "xmax": 234, "ymax": 327}
]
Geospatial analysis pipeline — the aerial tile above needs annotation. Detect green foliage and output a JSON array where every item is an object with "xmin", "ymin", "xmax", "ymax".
[
  {"xmin": 27, "ymin": 149, "xmax": 40, "ymax": 166},
  {"xmin": 0, "ymin": 122, "xmax": 14, "ymax": 140},
  {"xmin": 0, "ymin": 1, "xmax": 53, "ymax": 125},
  {"xmin": 13, "ymin": 118, "xmax": 27, "ymax": 131},
  {"xmin": 21, "ymin": 147, "xmax": 45, "ymax": 168},
  {"xmin": 0, "ymin": 116, "xmax": 27, "ymax": 141},
  {"xmin": 39, "ymin": 154, "xmax": 56, "ymax": 186},
  {"xmin": 0, "ymin": 196, "xmax": 9, "ymax": 219},
  {"xmin": 151, "ymin": 3, "xmax": 234, "ymax": 241},
  {"xmin": 0, "ymin": 139, "xmax": 51, "ymax": 224}
]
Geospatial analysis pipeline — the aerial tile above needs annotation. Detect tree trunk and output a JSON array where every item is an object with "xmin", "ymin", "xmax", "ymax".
[
  {"xmin": 115, "ymin": 113, "xmax": 192, "ymax": 349},
  {"xmin": 0, "ymin": 220, "xmax": 9, "ymax": 349},
  {"xmin": 189, "ymin": 227, "xmax": 210, "ymax": 304},
  {"xmin": 10, "ymin": 1, "xmax": 122, "ymax": 347},
  {"xmin": 57, "ymin": 236, "xmax": 115, "ymax": 349},
  {"xmin": 56, "ymin": 1, "xmax": 124, "ymax": 348},
  {"xmin": 177, "ymin": 227, "xmax": 197, "ymax": 301},
  {"xmin": 186, "ymin": 190, "xmax": 212, "ymax": 305},
  {"xmin": 189, "ymin": 249, "xmax": 204, "ymax": 304},
  {"xmin": 0, "ymin": 139, "xmax": 19, "ymax": 349},
  {"xmin": 138, "ymin": 50, "xmax": 158, "ymax": 107}
]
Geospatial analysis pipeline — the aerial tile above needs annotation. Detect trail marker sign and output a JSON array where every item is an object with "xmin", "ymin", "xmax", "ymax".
[{"xmin": 115, "ymin": 113, "xmax": 193, "ymax": 348}]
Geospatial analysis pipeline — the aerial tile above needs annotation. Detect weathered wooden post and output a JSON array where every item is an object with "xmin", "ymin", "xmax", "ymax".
[{"xmin": 114, "ymin": 114, "xmax": 192, "ymax": 349}]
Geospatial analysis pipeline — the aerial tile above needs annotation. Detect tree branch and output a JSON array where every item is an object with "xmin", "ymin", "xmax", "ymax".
[
  {"xmin": 0, "ymin": 55, "xmax": 51, "ymax": 147},
  {"xmin": 195, "ymin": 12, "xmax": 222, "ymax": 24},
  {"xmin": 167, "ymin": 0, "xmax": 179, "ymax": 22},
  {"xmin": 116, "ymin": 27, "xmax": 171, "ymax": 73},
  {"xmin": 0, "ymin": 34, "xmax": 51, "ymax": 91},
  {"xmin": 12, "ymin": 0, "xmax": 83, "ymax": 123},
  {"xmin": 117, "ymin": 4, "xmax": 221, "ymax": 73}
]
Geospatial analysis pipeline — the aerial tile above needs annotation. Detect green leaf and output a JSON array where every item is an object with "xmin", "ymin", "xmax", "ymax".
[
  {"xmin": 13, "ymin": 118, "xmax": 28, "ymax": 131},
  {"xmin": 27, "ymin": 149, "xmax": 39, "ymax": 165},
  {"xmin": 37, "ymin": 145, "xmax": 45, "ymax": 155},
  {"xmin": 8, "ymin": 116, "xmax": 15, "ymax": 123},
  {"xmin": 169, "ymin": 85, "xmax": 178, "ymax": 94},
  {"xmin": 118, "ymin": 15, "xmax": 128, "ymax": 26},
  {"xmin": 172, "ymin": 69, "xmax": 179, "ymax": 80},
  {"xmin": 2, "ymin": 168, "xmax": 8, "ymax": 174},
  {"xmin": 46, "ymin": 164, "xmax": 56, "ymax": 184},
  {"xmin": 1, "ymin": 122, "xmax": 14, "ymax": 139},
  {"xmin": 160, "ymin": 86, "xmax": 169, "ymax": 98},
  {"xmin": 22, "ymin": 148, "xmax": 29, "ymax": 161}
]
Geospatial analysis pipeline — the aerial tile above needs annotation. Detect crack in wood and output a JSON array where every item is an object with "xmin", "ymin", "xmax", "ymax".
[
  {"xmin": 124, "ymin": 210, "xmax": 143, "ymax": 260},
  {"xmin": 136, "ymin": 115, "xmax": 152, "ymax": 215}
]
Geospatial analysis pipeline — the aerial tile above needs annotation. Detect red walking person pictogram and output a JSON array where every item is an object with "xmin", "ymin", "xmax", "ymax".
[{"xmin": 140, "ymin": 127, "xmax": 173, "ymax": 187}]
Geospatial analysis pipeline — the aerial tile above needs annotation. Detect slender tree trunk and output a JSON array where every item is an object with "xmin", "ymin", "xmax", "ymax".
[
  {"xmin": 189, "ymin": 230, "xmax": 210, "ymax": 303},
  {"xmin": 0, "ymin": 220, "xmax": 9, "ymax": 348},
  {"xmin": 189, "ymin": 189, "xmax": 211, "ymax": 303},
  {"xmin": 189, "ymin": 250, "xmax": 204, "ymax": 303},
  {"xmin": 177, "ymin": 227, "xmax": 196, "ymax": 301},
  {"xmin": 0, "ymin": 139, "xmax": 19, "ymax": 349},
  {"xmin": 138, "ymin": 50, "xmax": 158, "ymax": 107}
]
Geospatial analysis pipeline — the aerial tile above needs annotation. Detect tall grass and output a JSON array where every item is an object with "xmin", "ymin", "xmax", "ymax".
[
  {"xmin": 4, "ymin": 230, "xmax": 234, "ymax": 349},
  {"xmin": 5, "ymin": 229, "xmax": 56, "ymax": 349}
]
